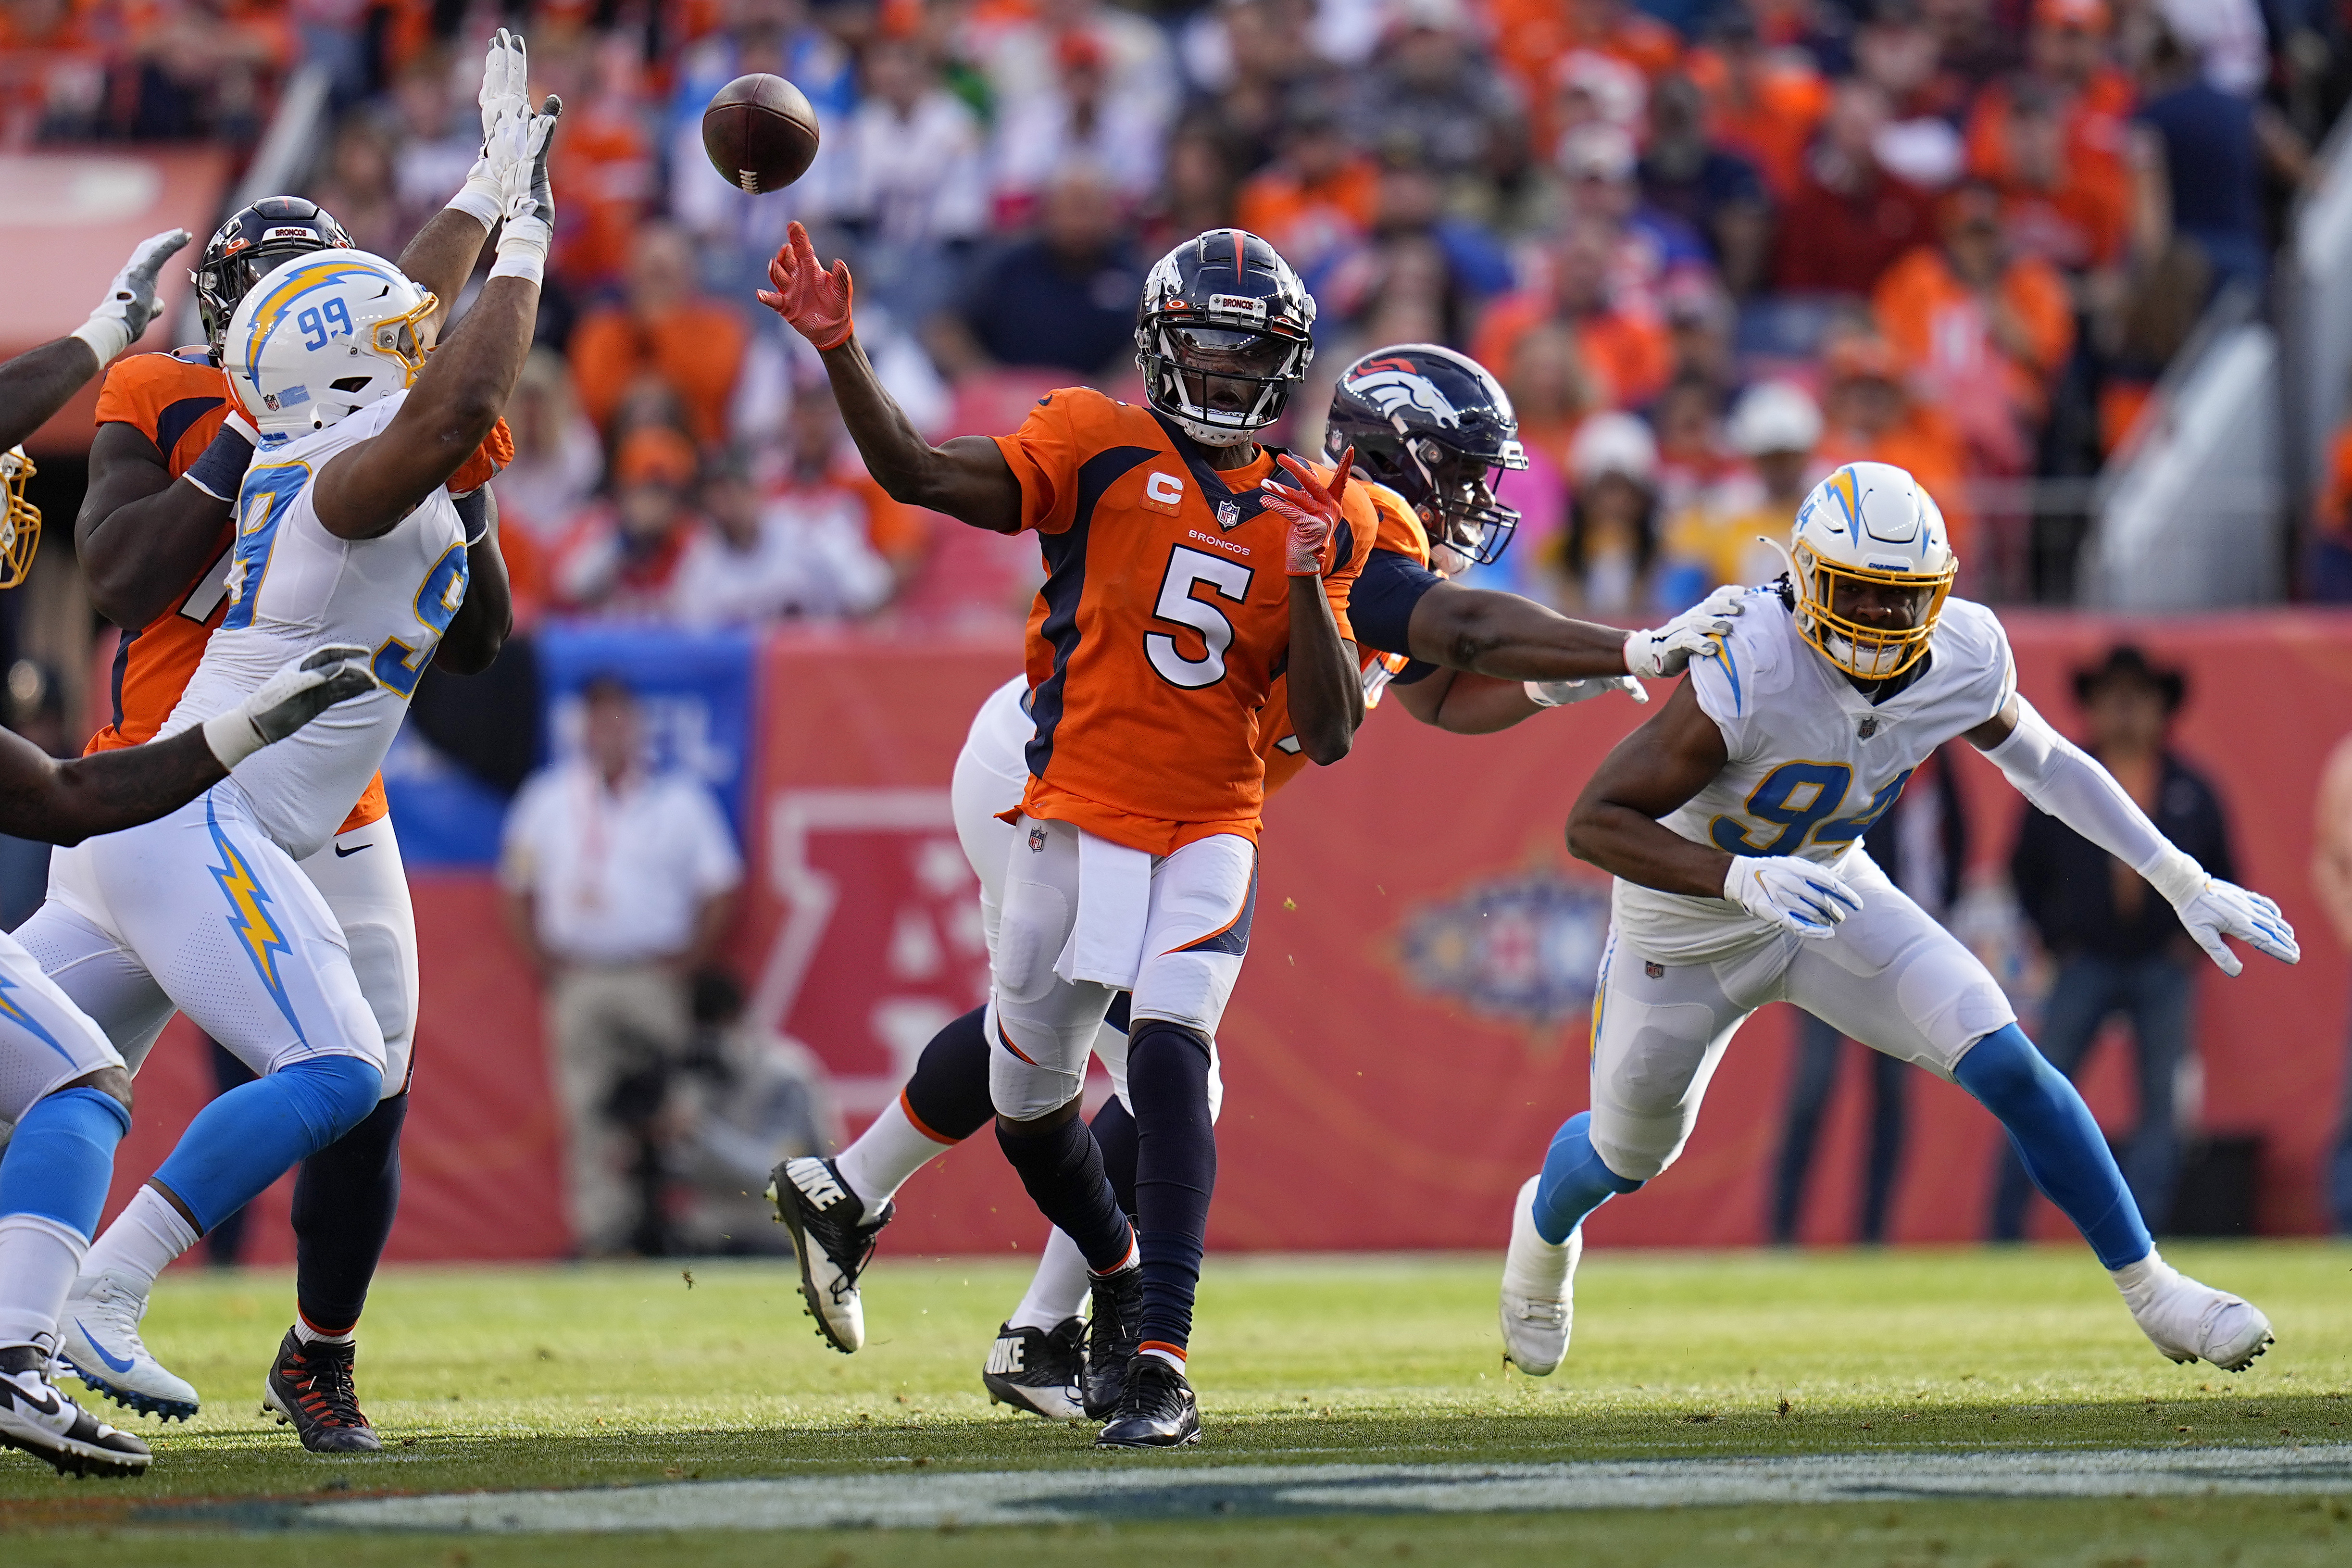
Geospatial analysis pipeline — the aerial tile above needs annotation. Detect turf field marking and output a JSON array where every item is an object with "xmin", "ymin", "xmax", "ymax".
[{"xmin": 297, "ymin": 1445, "xmax": 2352, "ymax": 1532}]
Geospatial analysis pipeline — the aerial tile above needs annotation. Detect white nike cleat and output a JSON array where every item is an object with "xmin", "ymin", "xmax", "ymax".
[
  {"xmin": 0, "ymin": 1346, "xmax": 151, "ymax": 1477},
  {"xmin": 767, "ymin": 1157, "xmax": 891, "ymax": 1354},
  {"xmin": 2118, "ymin": 1254, "xmax": 2274, "ymax": 1372},
  {"xmin": 57, "ymin": 1272, "xmax": 199, "ymax": 1422},
  {"xmin": 1499, "ymin": 1174, "xmax": 1580, "ymax": 1376}
]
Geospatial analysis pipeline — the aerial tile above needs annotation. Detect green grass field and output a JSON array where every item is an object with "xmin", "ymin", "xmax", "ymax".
[{"xmin": 4, "ymin": 1242, "xmax": 2349, "ymax": 1565}]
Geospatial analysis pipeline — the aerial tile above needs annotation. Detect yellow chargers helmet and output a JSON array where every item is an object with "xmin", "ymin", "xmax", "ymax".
[
  {"xmin": 0, "ymin": 446, "xmax": 40, "ymax": 590},
  {"xmin": 1775, "ymin": 461, "xmax": 1955, "ymax": 681}
]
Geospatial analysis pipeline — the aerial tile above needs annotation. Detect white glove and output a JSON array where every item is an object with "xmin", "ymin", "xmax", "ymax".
[
  {"xmin": 487, "ymin": 95, "xmax": 563, "ymax": 283},
  {"xmin": 1526, "ymin": 675, "xmax": 1649, "ymax": 707},
  {"xmin": 1723, "ymin": 854, "xmax": 1862, "ymax": 940},
  {"xmin": 2143, "ymin": 849, "xmax": 2300, "ymax": 977},
  {"xmin": 450, "ymin": 28, "xmax": 532, "ymax": 228},
  {"xmin": 72, "ymin": 228, "xmax": 193, "ymax": 367},
  {"xmin": 201, "ymin": 645, "xmax": 375, "ymax": 769},
  {"xmin": 1625, "ymin": 583, "xmax": 1749, "ymax": 680}
]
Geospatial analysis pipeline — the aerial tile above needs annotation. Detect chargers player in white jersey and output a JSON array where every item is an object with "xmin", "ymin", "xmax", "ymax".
[
  {"xmin": 0, "ymin": 250, "xmax": 379, "ymax": 1480},
  {"xmin": 1499, "ymin": 462, "xmax": 2298, "ymax": 1378},
  {"xmin": 7, "ymin": 90, "xmax": 560, "ymax": 1454}
]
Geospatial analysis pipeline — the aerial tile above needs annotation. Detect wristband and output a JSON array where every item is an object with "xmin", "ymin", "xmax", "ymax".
[
  {"xmin": 183, "ymin": 422, "xmax": 258, "ymax": 502},
  {"xmin": 70, "ymin": 314, "xmax": 132, "ymax": 369},
  {"xmin": 447, "ymin": 176, "xmax": 502, "ymax": 230},
  {"xmin": 2141, "ymin": 846, "xmax": 2206, "ymax": 909},
  {"xmin": 488, "ymin": 247, "xmax": 546, "ymax": 286},
  {"xmin": 201, "ymin": 710, "xmax": 265, "ymax": 770}
]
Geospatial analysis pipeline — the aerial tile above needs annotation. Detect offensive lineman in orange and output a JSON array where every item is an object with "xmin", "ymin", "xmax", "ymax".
[{"xmin": 23, "ymin": 31, "xmax": 532, "ymax": 1451}]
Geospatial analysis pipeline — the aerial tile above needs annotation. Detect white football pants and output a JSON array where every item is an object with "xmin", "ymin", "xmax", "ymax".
[
  {"xmin": 1589, "ymin": 850, "xmax": 2015, "ymax": 1183},
  {"xmin": 0, "ymin": 929, "xmax": 126, "ymax": 1125}
]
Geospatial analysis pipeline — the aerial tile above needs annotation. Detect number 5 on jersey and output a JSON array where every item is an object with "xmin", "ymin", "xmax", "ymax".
[{"xmin": 1147, "ymin": 545, "xmax": 1252, "ymax": 690}]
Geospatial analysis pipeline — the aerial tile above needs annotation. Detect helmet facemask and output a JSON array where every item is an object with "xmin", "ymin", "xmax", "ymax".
[
  {"xmin": 1786, "ymin": 541, "xmax": 1954, "ymax": 682},
  {"xmin": 1142, "ymin": 312, "xmax": 1311, "ymax": 446},
  {"xmin": 0, "ymin": 447, "xmax": 40, "ymax": 590},
  {"xmin": 1410, "ymin": 435, "xmax": 1527, "ymax": 567}
]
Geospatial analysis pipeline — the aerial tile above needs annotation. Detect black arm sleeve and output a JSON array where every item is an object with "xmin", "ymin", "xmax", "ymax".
[{"xmin": 1347, "ymin": 547, "xmax": 1444, "ymax": 658}]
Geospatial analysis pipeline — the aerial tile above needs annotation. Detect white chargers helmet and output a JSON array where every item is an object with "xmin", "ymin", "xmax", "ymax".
[
  {"xmin": 1775, "ymin": 461, "xmax": 1956, "ymax": 682},
  {"xmin": 222, "ymin": 248, "xmax": 436, "ymax": 447}
]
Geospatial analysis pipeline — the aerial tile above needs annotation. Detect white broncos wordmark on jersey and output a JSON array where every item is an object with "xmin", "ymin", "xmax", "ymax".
[
  {"xmin": 1611, "ymin": 585, "xmax": 2015, "ymax": 965},
  {"xmin": 160, "ymin": 389, "xmax": 467, "ymax": 861}
]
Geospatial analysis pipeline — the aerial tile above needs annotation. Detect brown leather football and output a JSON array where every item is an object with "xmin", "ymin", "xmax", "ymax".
[{"xmin": 701, "ymin": 74, "xmax": 820, "ymax": 195}]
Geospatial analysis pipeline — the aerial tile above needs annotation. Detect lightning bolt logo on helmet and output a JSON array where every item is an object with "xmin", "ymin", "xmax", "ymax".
[
  {"xmin": 1767, "ymin": 461, "xmax": 1956, "ymax": 683},
  {"xmin": 225, "ymin": 248, "xmax": 438, "ymax": 448},
  {"xmin": 204, "ymin": 799, "xmax": 305, "ymax": 1042}
]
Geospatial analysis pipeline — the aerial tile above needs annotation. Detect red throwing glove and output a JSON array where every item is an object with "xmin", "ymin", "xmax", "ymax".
[
  {"xmin": 1261, "ymin": 448, "xmax": 1353, "ymax": 576},
  {"xmin": 756, "ymin": 221, "xmax": 855, "ymax": 351}
]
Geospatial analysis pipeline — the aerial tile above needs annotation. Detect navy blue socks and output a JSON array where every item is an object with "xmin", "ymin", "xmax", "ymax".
[
  {"xmin": 1128, "ymin": 1021, "xmax": 1216, "ymax": 1363},
  {"xmin": 292, "ymin": 1091, "xmax": 407, "ymax": 1334}
]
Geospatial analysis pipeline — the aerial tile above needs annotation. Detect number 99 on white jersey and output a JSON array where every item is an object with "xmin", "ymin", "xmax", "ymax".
[{"xmin": 163, "ymin": 389, "xmax": 469, "ymax": 862}]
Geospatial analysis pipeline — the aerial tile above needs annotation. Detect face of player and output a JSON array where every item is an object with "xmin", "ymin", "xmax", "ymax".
[
  {"xmin": 1422, "ymin": 448, "xmax": 1503, "ymax": 559},
  {"xmin": 1826, "ymin": 573, "xmax": 1933, "ymax": 633},
  {"xmin": 1169, "ymin": 326, "xmax": 1291, "ymax": 419}
]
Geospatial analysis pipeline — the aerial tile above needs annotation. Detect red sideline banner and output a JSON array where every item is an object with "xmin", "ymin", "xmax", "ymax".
[{"xmin": 103, "ymin": 612, "xmax": 2352, "ymax": 1261}]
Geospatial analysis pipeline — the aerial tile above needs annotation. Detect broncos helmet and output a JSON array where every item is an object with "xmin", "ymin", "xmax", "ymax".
[
  {"xmin": 1324, "ymin": 344, "xmax": 1527, "ymax": 567},
  {"xmin": 1135, "ymin": 229, "xmax": 1314, "ymax": 447},
  {"xmin": 195, "ymin": 196, "xmax": 354, "ymax": 364}
]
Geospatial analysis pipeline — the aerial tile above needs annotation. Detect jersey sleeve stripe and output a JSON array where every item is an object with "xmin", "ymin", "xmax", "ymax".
[
  {"xmin": 1024, "ymin": 444, "xmax": 1158, "ymax": 782},
  {"xmin": 156, "ymin": 395, "xmax": 227, "ymax": 461}
]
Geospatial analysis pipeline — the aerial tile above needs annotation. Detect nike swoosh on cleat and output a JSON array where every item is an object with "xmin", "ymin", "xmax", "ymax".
[
  {"xmin": 333, "ymin": 841, "xmax": 373, "ymax": 857},
  {"xmin": 74, "ymin": 1324, "xmax": 137, "ymax": 1374}
]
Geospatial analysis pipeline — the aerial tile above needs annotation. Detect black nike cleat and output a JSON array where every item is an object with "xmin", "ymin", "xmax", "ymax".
[
  {"xmin": 1095, "ymin": 1355, "xmax": 1201, "ymax": 1449},
  {"xmin": 768, "ymin": 1156, "xmax": 892, "ymax": 1353},
  {"xmin": 1081, "ymin": 1263, "xmax": 1144, "ymax": 1420},
  {"xmin": 0, "ymin": 1346, "xmax": 151, "ymax": 1478},
  {"xmin": 981, "ymin": 1318, "xmax": 1085, "ymax": 1421},
  {"xmin": 261, "ymin": 1329, "xmax": 381, "ymax": 1453}
]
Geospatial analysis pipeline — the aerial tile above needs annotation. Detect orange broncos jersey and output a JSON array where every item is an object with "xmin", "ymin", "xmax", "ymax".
[
  {"xmin": 88, "ymin": 349, "xmax": 512, "ymax": 838},
  {"xmin": 997, "ymin": 387, "xmax": 1376, "ymax": 855},
  {"xmin": 1258, "ymin": 481, "xmax": 1430, "ymax": 797}
]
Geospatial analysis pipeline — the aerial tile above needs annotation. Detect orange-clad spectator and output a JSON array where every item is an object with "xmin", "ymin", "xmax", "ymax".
[
  {"xmin": 1471, "ymin": 221, "xmax": 1673, "ymax": 410},
  {"xmin": 569, "ymin": 223, "xmax": 750, "ymax": 449},
  {"xmin": 1234, "ymin": 103, "xmax": 1379, "ymax": 282},
  {"xmin": 548, "ymin": 35, "xmax": 659, "ymax": 291},
  {"xmin": 1964, "ymin": 0, "xmax": 2134, "ymax": 194},
  {"xmin": 1990, "ymin": 79, "xmax": 2132, "ymax": 271},
  {"xmin": 1770, "ymin": 79, "xmax": 1939, "ymax": 296},
  {"xmin": 1500, "ymin": 320, "xmax": 1601, "ymax": 476},
  {"xmin": 1492, "ymin": 0, "xmax": 1682, "ymax": 112},
  {"xmin": 0, "ymin": 0, "xmax": 107, "ymax": 148},
  {"xmin": 552, "ymin": 426, "xmax": 705, "ymax": 620},
  {"xmin": 2309, "ymin": 415, "xmax": 2352, "ymax": 601},
  {"xmin": 1686, "ymin": 10, "xmax": 1829, "ymax": 201},
  {"xmin": 1874, "ymin": 181, "xmax": 2075, "ymax": 474},
  {"xmin": 1814, "ymin": 333, "xmax": 1975, "ymax": 560}
]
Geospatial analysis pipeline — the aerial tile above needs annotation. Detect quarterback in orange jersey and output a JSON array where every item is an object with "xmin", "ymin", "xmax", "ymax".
[
  {"xmin": 19, "ymin": 28, "xmax": 534, "ymax": 1456},
  {"xmin": 757, "ymin": 249, "xmax": 1742, "ymax": 1442}
]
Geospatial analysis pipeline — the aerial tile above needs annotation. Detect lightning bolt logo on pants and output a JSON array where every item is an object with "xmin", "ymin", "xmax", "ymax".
[
  {"xmin": 205, "ymin": 798, "xmax": 305, "ymax": 1043},
  {"xmin": 0, "ymin": 973, "xmax": 71, "ymax": 1063}
]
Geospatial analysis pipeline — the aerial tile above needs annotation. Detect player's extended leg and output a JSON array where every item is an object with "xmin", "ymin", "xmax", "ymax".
[
  {"xmin": 0, "ymin": 939, "xmax": 151, "ymax": 1478},
  {"xmin": 1503, "ymin": 930, "xmax": 1756, "ymax": 1375},
  {"xmin": 1096, "ymin": 831, "xmax": 1256, "ymax": 1449},
  {"xmin": 263, "ymin": 822, "xmax": 420, "ymax": 1453},
  {"xmin": 1783, "ymin": 865, "xmax": 2272, "ymax": 1371},
  {"xmin": 60, "ymin": 793, "xmax": 388, "ymax": 1433},
  {"xmin": 1988, "ymin": 956, "xmax": 2110, "ymax": 1242}
]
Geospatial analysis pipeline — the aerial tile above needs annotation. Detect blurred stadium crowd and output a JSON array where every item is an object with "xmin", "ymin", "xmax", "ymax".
[{"xmin": 5, "ymin": 0, "xmax": 2350, "ymax": 622}]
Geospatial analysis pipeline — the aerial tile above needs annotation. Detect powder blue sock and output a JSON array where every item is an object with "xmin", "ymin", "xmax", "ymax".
[
  {"xmin": 0, "ymin": 1088, "xmax": 130, "ymax": 1238},
  {"xmin": 1954, "ymin": 1024, "xmax": 2152, "ymax": 1269},
  {"xmin": 1532, "ymin": 1111, "xmax": 1646, "ymax": 1246},
  {"xmin": 152, "ymin": 1056, "xmax": 382, "ymax": 1233}
]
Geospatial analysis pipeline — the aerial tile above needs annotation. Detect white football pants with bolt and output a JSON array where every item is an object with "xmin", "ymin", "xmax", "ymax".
[{"xmin": 1589, "ymin": 850, "xmax": 2015, "ymax": 1183}]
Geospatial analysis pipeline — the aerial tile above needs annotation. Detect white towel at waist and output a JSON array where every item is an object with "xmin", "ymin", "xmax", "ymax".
[{"xmin": 1054, "ymin": 827, "xmax": 1153, "ymax": 990}]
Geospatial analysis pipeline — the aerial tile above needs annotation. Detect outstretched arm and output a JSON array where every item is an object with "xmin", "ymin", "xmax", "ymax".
[
  {"xmin": 1390, "ymin": 667, "xmax": 1643, "ymax": 734},
  {"xmin": 1404, "ymin": 581, "xmax": 1630, "ymax": 679},
  {"xmin": 0, "ymin": 648, "xmax": 371, "ymax": 845},
  {"xmin": 312, "ymin": 95, "xmax": 558, "ymax": 541},
  {"xmin": 1967, "ymin": 693, "xmax": 2298, "ymax": 974},
  {"xmin": 0, "ymin": 227, "xmax": 190, "ymax": 452},
  {"xmin": 400, "ymin": 29, "xmax": 534, "ymax": 337},
  {"xmin": 760, "ymin": 223, "xmax": 1023, "ymax": 532}
]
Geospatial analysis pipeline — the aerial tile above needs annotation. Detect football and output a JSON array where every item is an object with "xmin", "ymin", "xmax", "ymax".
[{"xmin": 701, "ymin": 73, "xmax": 820, "ymax": 194}]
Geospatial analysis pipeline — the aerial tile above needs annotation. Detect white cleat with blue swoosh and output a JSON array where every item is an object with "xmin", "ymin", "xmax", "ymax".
[{"xmin": 57, "ymin": 1270, "xmax": 199, "ymax": 1422}]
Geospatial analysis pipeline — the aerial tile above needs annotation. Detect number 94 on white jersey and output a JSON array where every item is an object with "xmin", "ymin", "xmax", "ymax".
[{"xmin": 163, "ymin": 389, "xmax": 469, "ymax": 862}]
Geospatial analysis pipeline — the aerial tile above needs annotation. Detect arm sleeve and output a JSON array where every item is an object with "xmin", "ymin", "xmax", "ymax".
[
  {"xmin": 988, "ymin": 390, "xmax": 1086, "ymax": 536},
  {"xmin": 1344, "ymin": 547, "xmax": 1443, "ymax": 658},
  {"xmin": 1981, "ymin": 696, "xmax": 2204, "ymax": 905}
]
